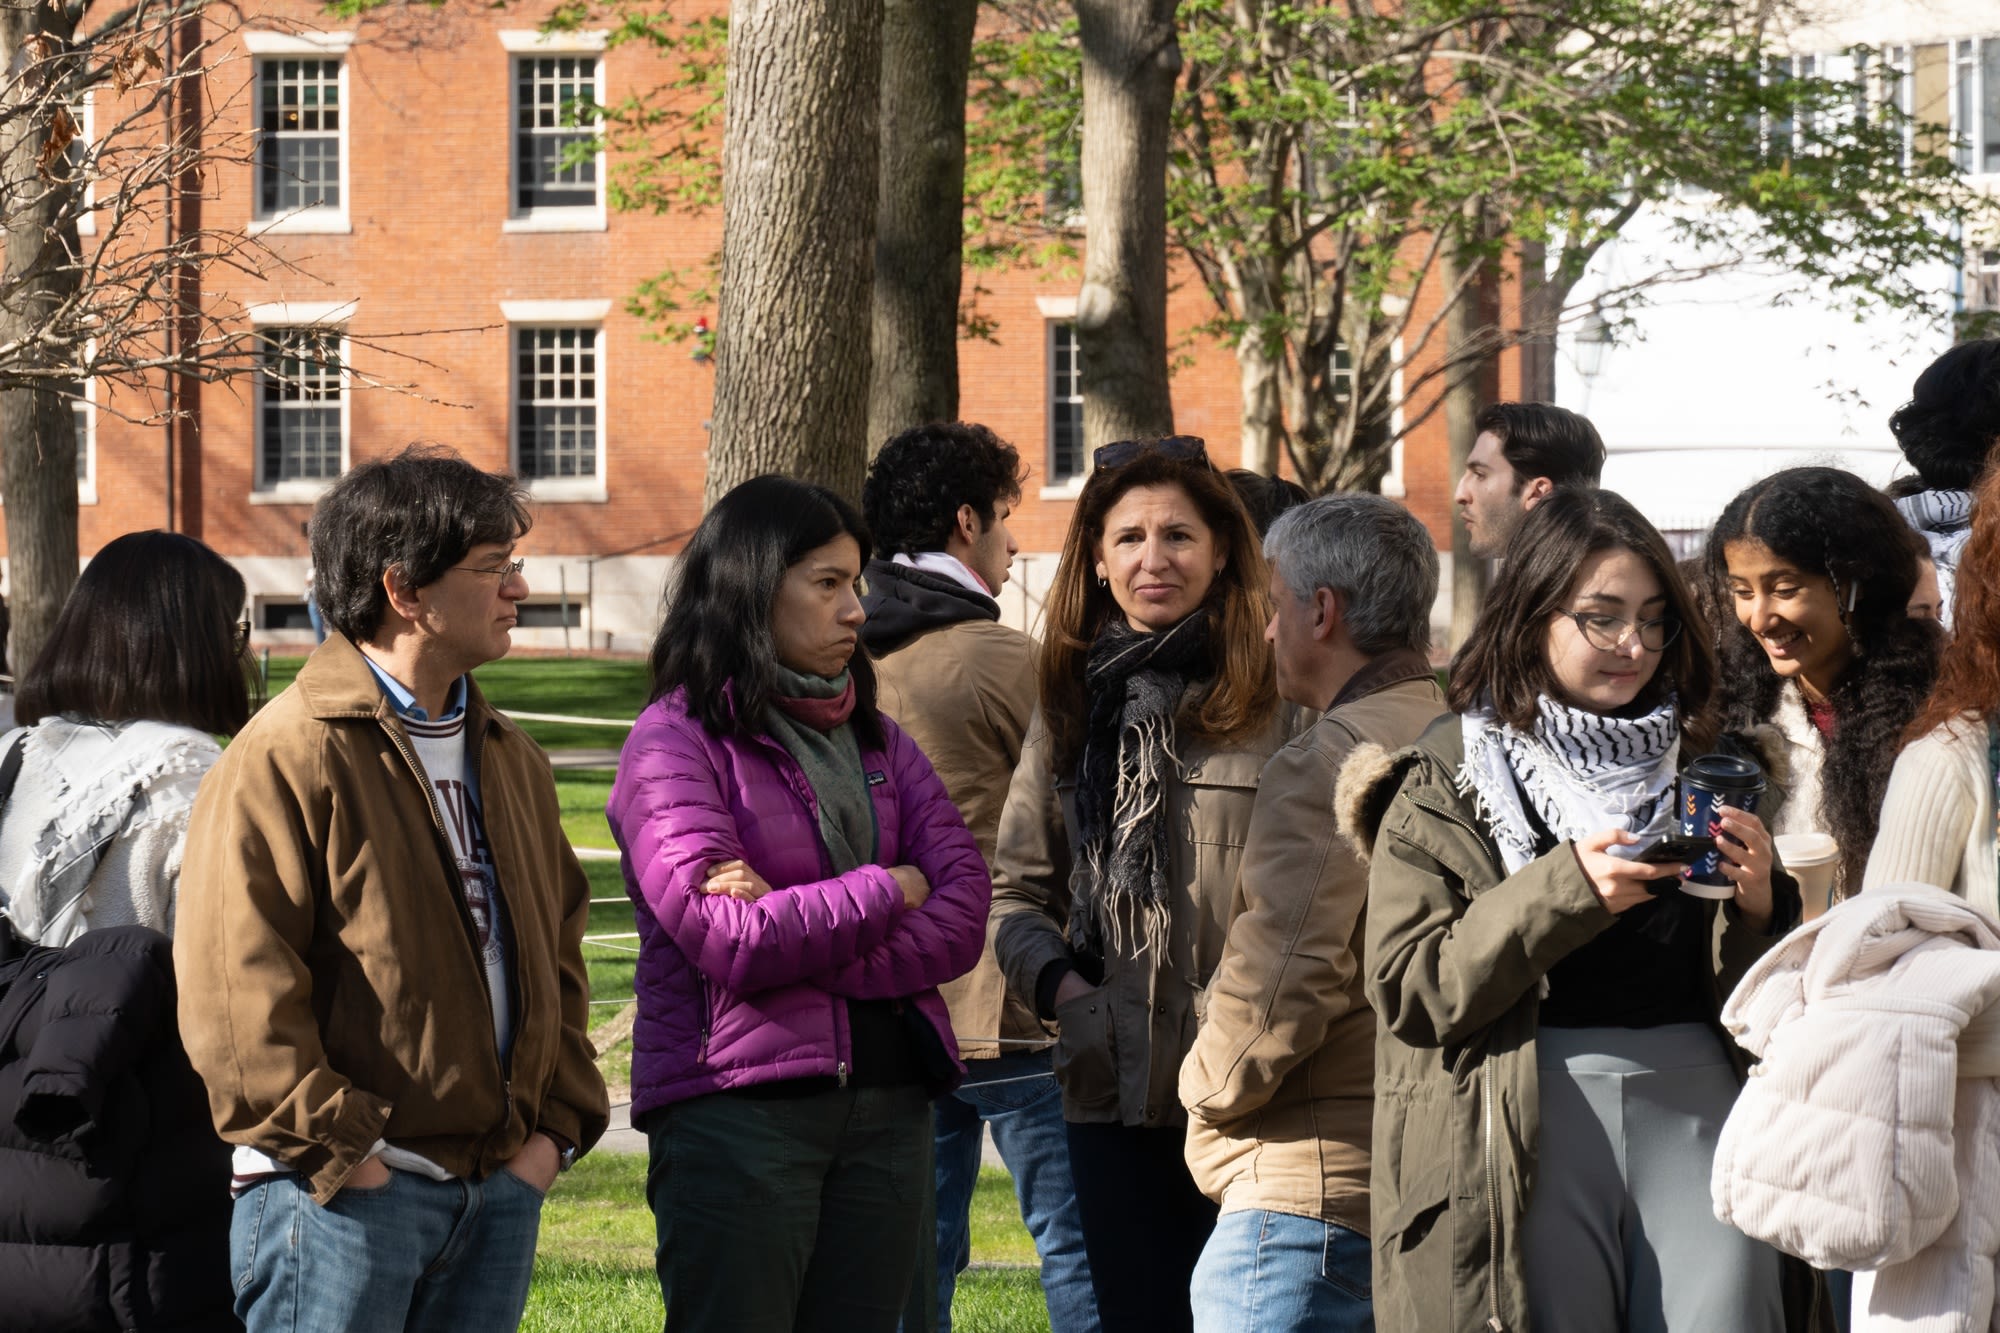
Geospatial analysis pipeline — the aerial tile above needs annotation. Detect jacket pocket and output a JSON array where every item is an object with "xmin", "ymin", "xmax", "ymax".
[{"xmin": 1051, "ymin": 986, "xmax": 1120, "ymax": 1115}]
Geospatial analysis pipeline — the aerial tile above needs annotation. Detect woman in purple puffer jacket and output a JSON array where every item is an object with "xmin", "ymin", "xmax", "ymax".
[{"xmin": 609, "ymin": 475, "xmax": 991, "ymax": 1333}]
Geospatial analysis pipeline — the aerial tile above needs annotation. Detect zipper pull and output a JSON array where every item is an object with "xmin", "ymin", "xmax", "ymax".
[
  {"xmin": 1486, "ymin": 1320, "xmax": 1507, "ymax": 1332},
  {"xmin": 837, "ymin": 1061, "xmax": 849, "ymax": 1088}
]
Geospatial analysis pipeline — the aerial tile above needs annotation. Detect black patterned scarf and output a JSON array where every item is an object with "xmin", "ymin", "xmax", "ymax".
[{"xmin": 1072, "ymin": 613, "xmax": 1210, "ymax": 958}]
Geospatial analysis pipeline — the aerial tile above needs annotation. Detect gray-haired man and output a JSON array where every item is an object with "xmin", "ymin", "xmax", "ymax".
[{"xmin": 1180, "ymin": 494, "xmax": 1447, "ymax": 1332}]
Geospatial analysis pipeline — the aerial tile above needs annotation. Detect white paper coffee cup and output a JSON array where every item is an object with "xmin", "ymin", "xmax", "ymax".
[{"xmin": 1774, "ymin": 832, "xmax": 1840, "ymax": 914}]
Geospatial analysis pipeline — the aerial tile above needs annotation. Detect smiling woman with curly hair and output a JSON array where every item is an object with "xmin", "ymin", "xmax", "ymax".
[{"xmin": 1705, "ymin": 467, "xmax": 1943, "ymax": 906}]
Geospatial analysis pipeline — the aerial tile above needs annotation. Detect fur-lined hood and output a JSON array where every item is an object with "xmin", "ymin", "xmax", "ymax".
[{"xmin": 1334, "ymin": 712, "xmax": 1464, "ymax": 865}]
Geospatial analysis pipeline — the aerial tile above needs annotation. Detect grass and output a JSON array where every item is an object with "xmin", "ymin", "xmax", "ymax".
[
  {"xmin": 257, "ymin": 655, "xmax": 649, "ymax": 750},
  {"xmin": 523, "ymin": 1156, "xmax": 1049, "ymax": 1333}
]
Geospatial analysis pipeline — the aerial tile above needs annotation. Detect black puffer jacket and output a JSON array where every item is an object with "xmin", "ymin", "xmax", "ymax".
[{"xmin": 0, "ymin": 926, "xmax": 236, "ymax": 1332}]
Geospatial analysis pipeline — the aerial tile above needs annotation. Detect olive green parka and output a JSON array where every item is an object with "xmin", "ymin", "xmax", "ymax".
[{"xmin": 1337, "ymin": 714, "xmax": 1806, "ymax": 1333}]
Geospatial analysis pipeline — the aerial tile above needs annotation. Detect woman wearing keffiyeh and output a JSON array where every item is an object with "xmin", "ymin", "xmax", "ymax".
[
  {"xmin": 990, "ymin": 437, "xmax": 1292, "ymax": 1333},
  {"xmin": 1359, "ymin": 488, "xmax": 1801, "ymax": 1333}
]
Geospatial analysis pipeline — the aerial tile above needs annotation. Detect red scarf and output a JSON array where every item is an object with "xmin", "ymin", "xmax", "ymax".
[{"xmin": 771, "ymin": 675, "xmax": 856, "ymax": 732}]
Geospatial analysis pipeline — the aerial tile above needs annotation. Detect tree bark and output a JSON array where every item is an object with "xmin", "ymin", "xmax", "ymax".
[
  {"xmin": 866, "ymin": 0, "xmax": 977, "ymax": 453},
  {"xmin": 0, "ymin": 6, "xmax": 82, "ymax": 673},
  {"xmin": 708, "ymin": 0, "xmax": 883, "ymax": 506},
  {"xmin": 1444, "ymin": 238, "xmax": 1501, "ymax": 650},
  {"xmin": 1074, "ymin": 0, "xmax": 1180, "ymax": 450},
  {"xmin": 1516, "ymin": 238, "xmax": 1558, "ymax": 403}
]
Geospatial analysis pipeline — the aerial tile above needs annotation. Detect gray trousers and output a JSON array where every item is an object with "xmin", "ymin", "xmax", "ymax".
[{"xmin": 1524, "ymin": 1023, "xmax": 1784, "ymax": 1333}]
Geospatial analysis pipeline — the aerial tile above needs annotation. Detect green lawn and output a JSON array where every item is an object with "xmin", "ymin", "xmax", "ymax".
[
  {"xmin": 257, "ymin": 655, "xmax": 650, "ymax": 750},
  {"xmin": 523, "ymin": 1156, "xmax": 1049, "ymax": 1333}
]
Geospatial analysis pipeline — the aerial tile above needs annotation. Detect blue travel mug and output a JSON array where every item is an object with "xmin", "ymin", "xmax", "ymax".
[{"xmin": 1679, "ymin": 754, "xmax": 1767, "ymax": 898}]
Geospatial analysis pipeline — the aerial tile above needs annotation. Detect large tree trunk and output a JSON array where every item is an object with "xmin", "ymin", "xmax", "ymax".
[
  {"xmin": 708, "ymin": 0, "xmax": 883, "ymax": 505},
  {"xmin": 866, "ymin": 0, "xmax": 977, "ymax": 453},
  {"xmin": 1074, "ymin": 0, "xmax": 1180, "ymax": 450},
  {"xmin": 1517, "ymin": 238, "xmax": 1558, "ymax": 403},
  {"xmin": 1444, "ymin": 239, "xmax": 1501, "ymax": 649},
  {"xmin": 0, "ymin": 7, "xmax": 82, "ymax": 674}
]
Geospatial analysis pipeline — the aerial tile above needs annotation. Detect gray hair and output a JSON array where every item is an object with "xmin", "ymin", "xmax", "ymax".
[{"xmin": 1264, "ymin": 493, "xmax": 1438, "ymax": 655}]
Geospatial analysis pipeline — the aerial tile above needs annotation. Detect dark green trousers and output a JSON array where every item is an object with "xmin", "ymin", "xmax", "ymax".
[{"xmin": 645, "ymin": 1084, "xmax": 933, "ymax": 1333}]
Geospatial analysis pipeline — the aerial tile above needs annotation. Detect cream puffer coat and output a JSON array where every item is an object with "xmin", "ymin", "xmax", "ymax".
[{"xmin": 1713, "ymin": 885, "xmax": 2000, "ymax": 1332}]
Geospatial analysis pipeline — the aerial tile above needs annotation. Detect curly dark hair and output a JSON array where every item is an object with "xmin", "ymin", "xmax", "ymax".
[
  {"xmin": 1887, "ymin": 338, "xmax": 2000, "ymax": 491},
  {"xmin": 861, "ymin": 422, "xmax": 1026, "ymax": 556},
  {"xmin": 1704, "ymin": 467, "xmax": 1942, "ymax": 891}
]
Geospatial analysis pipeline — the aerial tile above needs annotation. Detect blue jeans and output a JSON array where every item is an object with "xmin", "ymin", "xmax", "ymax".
[
  {"xmin": 1189, "ymin": 1210, "xmax": 1373, "ymax": 1333},
  {"xmin": 231, "ymin": 1168, "xmax": 545, "ymax": 1333},
  {"xmin": 928, "ymin": 1051, "xmax": 1097, "ymax": 1333}
]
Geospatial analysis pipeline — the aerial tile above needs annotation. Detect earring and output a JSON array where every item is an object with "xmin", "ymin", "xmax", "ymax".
[{"xmin": 1097, "ymin": 576, "xmax": 1107, "ymax": 589}]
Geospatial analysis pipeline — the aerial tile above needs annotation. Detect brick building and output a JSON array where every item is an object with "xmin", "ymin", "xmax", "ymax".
[{"xmin": 29, "ymin": 0, "xmax": 1465, "ymax": 650}]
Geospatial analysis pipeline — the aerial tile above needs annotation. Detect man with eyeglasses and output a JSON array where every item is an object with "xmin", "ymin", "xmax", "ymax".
[{"xmin": 177, "ymin": 445, "xmax": 607, "ymax": 1333}]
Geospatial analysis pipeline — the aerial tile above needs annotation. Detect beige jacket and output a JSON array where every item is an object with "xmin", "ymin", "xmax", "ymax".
[
  {"xmin": 991, "ymin": 694, "xmax": 1302, "ymax": 1127},
  {"xmin": 1181, "ymin": 656, "xmax": 1445, "ymax": 1233},
  {"xmin": 1714, "ymin": 887, "xmax": 2000, "ymax": 1331},
  {"xmin": 176, "ymin": 635, "xmax": 609, "ymax": 1203},
  {"xmin": 872, "ymin": 614, "xmax": 1045, "ymax": 1060}
]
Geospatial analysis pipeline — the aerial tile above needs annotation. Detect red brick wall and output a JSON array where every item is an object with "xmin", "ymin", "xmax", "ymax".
[{"xmin": 26, "ymin": 0, "xmax": 1469, "ymax": 572}]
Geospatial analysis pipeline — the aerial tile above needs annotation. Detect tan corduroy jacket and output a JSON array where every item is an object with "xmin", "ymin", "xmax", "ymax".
[
  {"xmin": 872, "ymin": 612, "xmax": 1045, "ymax": 1060},
  {"xmin": 991, "ymin": 689, "xmax": 1302, "ymax": 1128},
  {"xmin": 1181, "ymin": 655, "xmax": 1445, "ymax": 1235},
  {"xmin": 176, "ymin": 634, "xmax": 609, "ymax": 1203}
]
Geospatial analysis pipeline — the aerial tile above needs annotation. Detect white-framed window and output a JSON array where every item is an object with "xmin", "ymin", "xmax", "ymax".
[
  {"xmin": 500, "ymin": 31, "xmax": 607, "ymax": 233},
  {"xmin": 58, "ymin": 369, "xmax": 94, "ymax": 504},
  {"xmin": 502, "ymin": 299, "xmax": 609, "ymax": 499},
  {"xmin": 1879, "ymin": 45, "xmax": 1914, "ymax": 171},
  {"xmin": 69, "ymin": 92, "xmax": 93, "ymax": 237},
  {"xmin": 1968, "ymin": 246, "xmax": 2000, "ymax": 311},
  {"xmin": 1048, "ymin": 321, "xmax": 1085, "ymax": 487},
  {"xmin": 245, "ymin": 31, "xmax": 353, "ymax": 233},
  {"xmin": 1949, "ymin": 35, "xmax": 2000, "ymax": 175},
  {"xmin": 254, "ymin": 322, "xmax": 348, "ymax": 496},
  {"xmin": 515, "ymin": 326, "xmax": 600, "ymax": 480}
]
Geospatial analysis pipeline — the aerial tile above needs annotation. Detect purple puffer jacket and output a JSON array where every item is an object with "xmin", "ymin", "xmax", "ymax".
[{"xmin": 608, "ymin": 687, "xmax": 991, "ymax": 1118}]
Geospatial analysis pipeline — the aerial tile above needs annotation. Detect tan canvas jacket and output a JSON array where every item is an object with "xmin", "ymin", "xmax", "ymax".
[
  {"xmin": 1181, "ymin": 656, "xmax": 1445, "ymax": 1235},
  {"xmin": 991, "ymin": 692, "xmax": 1302, "ymax": 1128},
  {"xmin": 176, "ymin": 633, "xmax": 609, "ymax": 1204},
  {"xmin": 873, "ymin": 615, "xmax": 1046, "ymax": 1059}
]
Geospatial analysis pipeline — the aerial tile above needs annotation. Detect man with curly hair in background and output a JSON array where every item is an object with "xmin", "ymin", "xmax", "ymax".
[
  {"xmin": 1889, "ymin": 337, "xmax": 2000, "ymax": 630},
  {"xmin": 861, "ymin": 423, "xmax": 1099, "ymax": 1333}
]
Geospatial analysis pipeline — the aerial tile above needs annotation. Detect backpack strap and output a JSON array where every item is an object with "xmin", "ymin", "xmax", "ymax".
[{"xmin": 0, "ymin": 730, "xmax": 27, "ymax": 811}]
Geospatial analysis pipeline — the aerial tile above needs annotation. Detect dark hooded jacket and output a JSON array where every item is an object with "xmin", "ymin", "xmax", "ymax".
[
  {"xmin": 861, "ymin": 558, "xmax": 1044, "ymax": 1060},
  {"xmin": 0, "ymin": 926, "xmax": 236, "ymax": 1332}
]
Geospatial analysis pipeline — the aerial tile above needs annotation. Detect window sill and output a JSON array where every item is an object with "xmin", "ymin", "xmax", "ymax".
[
  {"xmin": 78, "ymin": 483, "xmax": 96, "ymax": 506},
  {"xmin": 523, "ymin": 477, "xmax": 607, "ymax": 502},
  {"xmin": 502, "ymin": 210, "xmax": 607, "ymax": 234},
  {"xmin": 249, "ymin": 209, "xmax": 352, "ymax": 236},
  {"xmin": 249, "ymin": 482, "xmax": 337, "ymax": 505},
  {"xmin": 1038, "ymin": 478, "xmax": 1086, "ymax": 502}
]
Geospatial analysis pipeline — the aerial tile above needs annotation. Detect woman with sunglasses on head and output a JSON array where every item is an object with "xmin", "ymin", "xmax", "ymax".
[
  {"xmin": 1706, "ymin": 467, "xmax": 1942, "ymax": 912},
  {"xmin": 0, "ymin": 530, "xmax": 250, "ymax": 1333},
  {"xmin": 990, "ymin": 435, "xmax": 1295, "ymax": 1333},
  {"xmin": 1344, "ymin": 489, "xmax": 1796, "ymax": 1333}
]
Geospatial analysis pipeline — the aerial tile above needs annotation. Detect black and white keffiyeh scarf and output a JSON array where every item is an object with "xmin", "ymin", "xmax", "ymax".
[
  {"xmin": 1459, "ymin": 693, "xmax": 1681, "ymax": 874},
  {"xmin": 1895, "ymin": 488, "xmax": 1973, "ymax": 629},
  {"xmin": 1072, "ymin": 613, "xmax": 1210, "ymax": 959}
]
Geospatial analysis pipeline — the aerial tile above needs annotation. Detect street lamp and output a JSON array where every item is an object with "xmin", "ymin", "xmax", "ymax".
[{"xmin": 1575, "ymin": 305, "xmax": 1613, "ymax": 379}]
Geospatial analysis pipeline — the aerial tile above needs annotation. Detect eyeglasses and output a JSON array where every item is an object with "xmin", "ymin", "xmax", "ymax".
[
  {"xmin": 1091, "ymin": 435, "xmax": 1211, "ymax": 472},
  {"xmin": 1559, "ymin": 610, "xmax": 1682, "ymax": 653},
  {"xmin": 451, "ymin": 557, "xmax": 526, "ymax": 580},
  {"xmin": 233, "ymin": 618, "xmax": 251, "ymax": 652}
]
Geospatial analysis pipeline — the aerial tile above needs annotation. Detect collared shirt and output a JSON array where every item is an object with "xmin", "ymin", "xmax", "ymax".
[{"xmin": 360, "ymin": 656, "xmax": 469, "ymax": 724}]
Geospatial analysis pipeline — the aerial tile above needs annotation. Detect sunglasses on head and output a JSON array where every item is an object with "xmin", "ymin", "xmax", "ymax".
[{"xmin": 1091, "ymin": 435, "xmax": 1211, "ymax": 472}]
